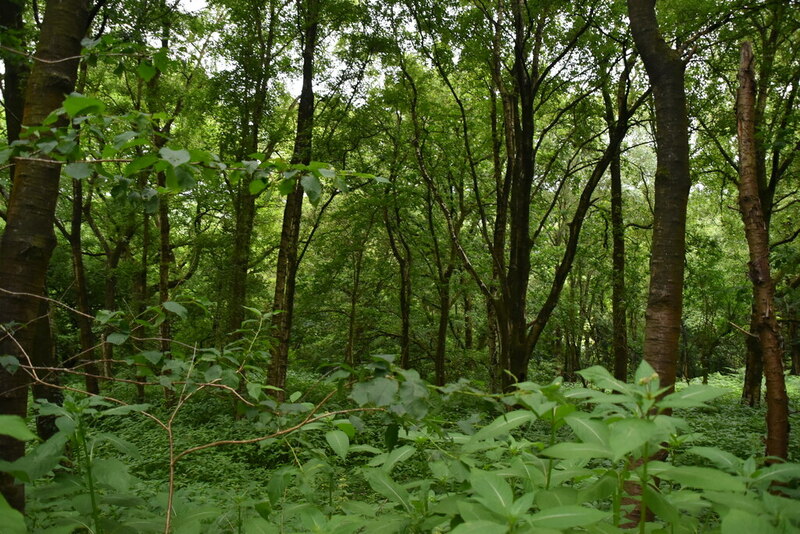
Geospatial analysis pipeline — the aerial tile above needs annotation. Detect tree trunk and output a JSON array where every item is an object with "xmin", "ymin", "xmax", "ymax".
[
  {"xmin": 268, "ymin": 0, "xmax": 318, "ymax": 398},
  {"xmin": 736, "ymin": 41, "xmax": 789, "ymax": 461},
  {"xmin": 0, "ymin": 0, "xmax": 89, "ymax": 511},
  {"xmin": 70, "ymin": 178, "xmax": 100, "ymax": 394},
  {"xmin": 627, "ymin": 0, "xmax": 691, "ymax": 391},
  {"xmin": 383, "ymin": 202, "xmax": 412, "ymax": 369},
  {"xmin": 0, "ymin": 0, "xmax": 27, "ymax": 146}
]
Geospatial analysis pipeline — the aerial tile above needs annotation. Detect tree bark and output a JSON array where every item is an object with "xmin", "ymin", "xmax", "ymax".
[
  {"xmin": 268, "ymin": 0, "xmax": 318, "ymax": 398},
  {"xmin": 627, "ymin": 0, "xmax": 691, "ymax": 391},
  {"xmin": 736, "ymin": 41, "xmax": 789, "ymax": 460},
  {"xmin": 0, "ymin": 0, "xmax": 89, "ymax": 511},
  {"xmin": 0, "ymin": 0, "xmax": 27, "ymax": 146}
]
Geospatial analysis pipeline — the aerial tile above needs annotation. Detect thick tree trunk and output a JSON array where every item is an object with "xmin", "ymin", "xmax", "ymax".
[
  {"xmin": 268, "ymin": 0, "xmax": 318, "ymax": 398},
  {"xmin": 0, "ymin": 0, "xmax": 89, "ymax": 511},
  {"xmin": 627, "ymin": 0, "xmax": 691, "ymax": 391},
  {"xmin": 736, "ymin": 42, "xmax": 789, "ymax": 460}
]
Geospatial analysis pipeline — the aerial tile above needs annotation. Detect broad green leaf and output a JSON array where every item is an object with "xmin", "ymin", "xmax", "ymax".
[
  {"xmin": 661, "ymin": 466, "xmax": 746, "ymax": 492},
  {"xmin": 541, "ymin": 441, "xmax": 612, "ymax": 460},
  {"xmin": 301, "ymin": 173, "xmax": 322, "ymax": 205},
  {"xmin": 298, "ymin": 505, "xmax": 326, "ymax": 532},
  {"xmin": 687, "ymin": 447, "xmax": 742, "ymax": 472},
  {"xmin": 721, "ymin": 509, "xmax": 774, "ymax": 534},
  {"xmin": 565, "ymin": 414, "xmax": 609, "ymax": 446},
  {"xmin": 0, "ymin": 415, "xmax": 37, "ymax": 441},
  {"xmin": 325, "ymin": 429, "xmax": 350, "ymax": 459},
  {"xmin": 0, "ymin": 148, "xmax": 13, "ymax": 165},
  {"xmin": 163, "ymin": 301, "xmax": 188, "ymax": 319},
  {"xmin": 450, "ymin": 520, "xmax": 508, "ymax": 534},
  {"xmin": 249, "ymin": 178, "xmax": 267, "ymax": 195},
  {"xmin": 106, "ymin": 332, "xmax": 129, "ymax": 345},
  {"xmin": 277, "ymin": 177, "xmax": 296, "ymax": 195},
  {"xmin": 0, "ymin": 494, "xmax": 25, "ymax": 534},
  {"xmin": 701, "ymin": 491, "xmax": 764, "ymax": 515},
  {"xmin": 608, "ymin": 418, "xmax": 659, "ymax": 461},
  {"xmin": 63, "ymin": 93, "xmax": 105, "ymax": 117},
  {"xmin": 124, "ymin": 154, "xmax": 159, "ymax": 176},
  {"xmin": 137, "ymin": 61, "xmax": 157, "ymax": 81},
  {"xmin": 242, "ymin": 517, "xmax": 277, "ymax": 534},
  {"xmin": 468, "ymin": 410, "xmax": 535, "ymax": 446},
  {"xmin": 350, "ymin": 377, "xmax": 398, "ymax": 406},
  {"xmin": 577, "ymin": 366, "xmax": 632, "ymax": 394},
  {"xmin": 100, "ymin": 404, "xmax": 150, "ymax": 417},
  {"xmin": 642, "ymin": 486, "xmax": 680, "ymax": 525},
  {"xmin": 659, "ymin": 385, "xmax": 725, "ymax": 409},
  {"xmin": 93, "ymin": 458, "xmax": 132, "ymax": 492},
  {"xmin": 382, "ymin": 445, "xmax": 416, "ymax": 473},
  {"xmin": 159, "ymin": 147, "xmax": 190, "ymax": 168},
  {"xmin": 529, "ymin": 505, "xmax": 608, "ymax": 529},
  {"xmin": 65, "ymin": 162, "xmax": 92, "ymax": 179},
  {"xmin": 365, "ymin": 469, "xmax": 411, "ymax": 511},
  {"xmin": 750, "ymin": 462, "xmax": 800, "ymax": 485},
  {"xmin": 470, "ymin": 470, "xmax": 514, "ymax": 513}
]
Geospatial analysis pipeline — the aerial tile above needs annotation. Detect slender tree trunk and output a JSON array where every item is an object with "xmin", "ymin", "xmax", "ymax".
[
  {"xmin": 627, "ymin": 0, "xmax": 691, "ymax": 391},
  {"xmin": 30, "ymin": 296, "xmax": 61, "ymax": 440},
  {"xmin": 70, "ymin": 178, "xmax": 99, "ymax": 393},
  {"xmin": 268, "ymin": 0, "xmax": 318, "ymax": 397},
  {"xmin": 0, "ymin": 0, "xmax": 89, "ymax": 511},
  {"xmin": 736, "ymin": 42, "xmax": 789, "ymax": 460},
  {"xmin": 228, "ymin": 191, "xmax": 256, "ymax": 335},
  {"xmin": 0, "ymin": 0, "xmax": 27, "ymax": 146}
]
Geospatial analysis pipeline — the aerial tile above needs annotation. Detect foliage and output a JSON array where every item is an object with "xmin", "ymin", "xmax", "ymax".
[{"xmin": 1, "ymin": 351, "xmax": 798, "ymax": 532}]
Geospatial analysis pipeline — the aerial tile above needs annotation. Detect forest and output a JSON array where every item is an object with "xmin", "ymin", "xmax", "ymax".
[{"xmin": 0, "ymin": 0, "xmax": 799, "ymax": 531}]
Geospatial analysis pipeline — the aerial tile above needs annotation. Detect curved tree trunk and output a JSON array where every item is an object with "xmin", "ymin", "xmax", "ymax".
[
  {"xmin": 627, "ymin": 0, "xmax": 691, "ymax": 392},
  {"xmin": 0, "ymin": 0, "xmax": 89, "ymax": 511},
  {"xmin": 736, "ymin": 42, "xmax": 789, "ymax": 460}
]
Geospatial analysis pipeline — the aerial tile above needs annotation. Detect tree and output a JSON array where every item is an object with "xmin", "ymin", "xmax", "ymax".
[
  {"xmin": 627, "ymin": 0, "xmax": 691, "ymax": 391},
  {"xmin": 268, "ymin": 0, "xmax": 320, "ymax": 397},
  {"xmin": 736, "ymin": 41, "xmax": 788, "ymax": 460},
  {"xmin": 0, "ymin": 0, "xmax": 90, "ymax": 511}
]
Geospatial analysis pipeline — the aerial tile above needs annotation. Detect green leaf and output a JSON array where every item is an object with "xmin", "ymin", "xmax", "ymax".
[
  {"xmin": 365, "ymin": 469, "xmax": 411, "ymax": 511},
  {"xmin": 325, "ymin": 429, "xmax": 350, "ymax": 459},
  {"xmin": 0, "ymin": 415, "xmax": 37, "ymax": 441},
  {"xmin": 100, "ymin": 404, "xmax": 150, "ymax": 417},
  {"xmin": 721, "ymin": 509, "xmax": 774, "ymax": 534},
  {"xmin": 64, "ymin": 162, "xmax": 92, "ymax": 179},
  {"xmin": 608, "ymin": 418, "xmax": 659, "ymax": 461},
  {"xmin": 0, "ymin": 148, "xmax": 14, "ymax": 166},
  {"xmin": 467, "ymin": 410, "xmax": 535, "ymax": 447},
  {"xmin": 470, "ymin": 470, "xmax": 514, "ymax": 513},
  {"xmin": 159, "ymin": 147, "xmax": 191, "ymax": 168},
  {"xmin": 528, "ymin": 505, "xmax": 608, "ymax": 529},
  {"xmin": 137, "ymin": 61, "xmax": 157, "ymax": 81},
  {"xmin": 0, "ymin": 494, "xmax": 26, "ymax": 534},
  {"xmin": 577, "ymin": 366, "xmax": 632, "ymax": 394},
  {"xmin": 106, "ymin": 332, "xmax": 129, "ymax": 345},
  {"xmin": 660, "ymin": 466, "xmax": 746, "ymax": 492},
  {"xmin": 249, "ymin": 179, "xmax": 267, "ymax": 195},
  {"xmin": 163, "ymin": 301, "xmax": 188, "ymax": 319},
  {"xmin": 450, "ymin": 520, "xmax": 508, "ymax": 534},
  {"xmin": 541, "ymin": 441, "xmax": 612, "ymax": 460},
  {"xmin": 565, "ymin": 414, "xmax": 609, "ymax": 446},
  {"xmin": 124, "ymin": 154, "xmax": 159, "ymax": 176},
  {"xmin": 277, "ymin": 177, "xmax": 296, "ymax": 195},
  {"xmin": 93, "ymin": 458, "xmax": 132, "ymax": 492},
  {"xmin": 300, "ymin": 173, "xmax": 322, "ymax": 205},
  {"xmin": 687, "ymin": 447, "xmax": 742, "ymax": 472},
  {"xmin": 381, "ymin": 445, "xmax": 416, "ymax": 473},
  {"xmin": 659, "ymin": 385, "xmax": 725, "ymax": 409},
  {"xmin": 350, "ymin": 377, "xmax": 398, "ymax": 406},
  {"xmin": 63, "ymin": 93, "xmax": 105, "ymax": 117},
  {"xmin": 750, "ymin": 462, "xmax": 800, "ymax": 485}
]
